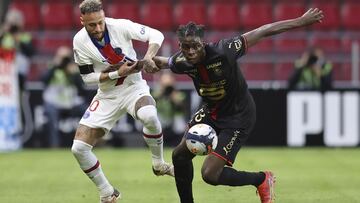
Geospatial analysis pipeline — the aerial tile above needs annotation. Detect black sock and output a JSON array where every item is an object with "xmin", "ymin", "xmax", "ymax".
[
  {"xmin": 174, "ymin": 160, "xmax": 194, "ymax": 203},
  {"xmin": 217, "ymin": 167, "xmax": 265, "ymax": 187}
]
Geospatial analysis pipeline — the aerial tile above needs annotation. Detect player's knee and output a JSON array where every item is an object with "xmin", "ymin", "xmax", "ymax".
[
  {"xmin": 71, "ymin": 140, "xmax": 92, "ymax": 157},
  {"xmin": 137, "ymin": 106, "xmax": 161, "ymax": 130},
  {"xmin": 172, "ymin": 149, "xmax": 188, "ymax": 165},
  {"xmin": 201, "ymin": 167, "xmax": 220, "ymax": 186}
]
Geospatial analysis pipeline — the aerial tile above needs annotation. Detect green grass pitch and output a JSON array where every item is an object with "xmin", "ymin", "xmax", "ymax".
[{"xmin": 0, "ymin": 148, "xmax": 359, "ymax": 203}]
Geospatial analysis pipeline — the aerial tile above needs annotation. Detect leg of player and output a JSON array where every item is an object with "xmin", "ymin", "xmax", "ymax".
[
  {"xmin": 200, "ymin": 127, "xmax": 275, "ymax": 203},
  {"xmin": 201, "ymin": 155, "xmax": 265, "ymax": 186},
  {"xmin": 135, "ymin": 96, "xmax": 174, "ymax": 177},
  {"xmin": 71, "ymin": 125, "xmax": 119, "ymax": 202},
  {"xmin": 172, "ymin": 138, "xmax": 196, "ymax": 203},
  {"xmin": 201, "ymin": 156, "xmax": 274, "ymax": 203}
]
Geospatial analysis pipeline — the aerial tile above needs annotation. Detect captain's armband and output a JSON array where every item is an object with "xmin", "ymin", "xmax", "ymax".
[{"xmin": 78, "ymin": 64, "xmax": 94, "ymax": 74}]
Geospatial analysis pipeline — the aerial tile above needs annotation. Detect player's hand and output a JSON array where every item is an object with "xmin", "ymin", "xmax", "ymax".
[
  {"xmin": 142, "ymin": 58, "xmax": 161, "ymax": 74},
  {"xmin": 116, "ymin": 61, "xmax": 141, "ymax": 77},
  {"xmin": 299, "ymin": 8, "xmax": 324, "ymax": 26}
]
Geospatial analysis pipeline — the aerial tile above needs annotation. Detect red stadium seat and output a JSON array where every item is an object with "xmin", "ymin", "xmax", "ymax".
[
  {"xmin": 36, "ymin": 32, "xmax": 73, "ymax": 54},
  {"xmin": 208, "ymin": 1, "xmax": 240, "ymax": 30},
  {"xmin": 240, "ymin": 2, "xmax": 273, "ymax": 29},
  {"xmin": 174, "ymin": 1, "xmax": 206, "ymax": 25},
  {"xmin": 274, "ymin": 3, "xmax": 306, "ymax": 21},
  {"xmin": 309, "ymin": 2, "xmax": 340, "ymax": 30},
  {"xmin": 10, "ymin": 0, "xmax": 41, "ymax": 30},
  {"xmin": 206, "ymin": 31, "xmax": 238, "ymax": 43},
  {"xmin": 332, "ymin": 63, "xmax": 351, "ymax": 81},
  {"xmin": 274, "ymin": 63, "xmax": 295, "ymax": 81},
  {"xmin": 42, "ymin": 1, "xmax": 74, "ymax": 30},
  {"xmin": 274, "ymin": 36, "xmax": 307, "ymax": 53},
  {"xmin": 141, "ymin": 2, "xmax": 173, "ymax": 30},
  {"xmin": 342, "ymin": 2, "xmax": 360, "ymax": 30},
  {"xmin": 247, "ymin": 39, "xmax": 273, "ymax": 54},
  {"xmin": 342, "ymin": 34, "xmax": 360, "ymax": 53},
  {"xmin": 106, "ymin": 1, "xmax": 140, "ymax": 22},
  {"xmin": 241, "ymin": 63, "xmax": 274, "ymax": 81},
  {"xmin": 73, "ymin": 4, "xmax": 82, "ymax": 30},
  {"xmin": 309, "ymin": 34, "xmax": 341, "ymax": 53}
]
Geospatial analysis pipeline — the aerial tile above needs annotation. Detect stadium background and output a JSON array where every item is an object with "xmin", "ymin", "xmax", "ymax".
[{"xmin": 1, "ymin": 0, "xmax": 360, "ymax": 148}]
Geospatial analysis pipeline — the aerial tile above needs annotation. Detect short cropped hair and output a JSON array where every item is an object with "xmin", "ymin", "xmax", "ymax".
[
  {"xmin": 176, "ymin": 22, "xmax": 205, "ymax": 40},
  {"xmin": 79, "ymin": 0, "xmax": 103, "ymax": 15}
]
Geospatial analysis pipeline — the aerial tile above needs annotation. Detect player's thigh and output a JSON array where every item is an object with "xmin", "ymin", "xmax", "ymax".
[
  {"xmin": 213, "ymin": 128, "xmax": 249, "ymax": 166},
  {"xmin": 74, "ymin": 124, "xmax": 105, "ymax": 146},
  {"xmin": 123, "ymin": 82, "xmax": 153, "ymax": 119},
  {"xmin": 79, "ymin": 95, "xmax": 125, "ymax": 135}
]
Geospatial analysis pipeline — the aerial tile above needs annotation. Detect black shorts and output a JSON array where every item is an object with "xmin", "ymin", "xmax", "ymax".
[{"xmin": 188, "ymin": 108, "xmax": 250, "ymax": 166}]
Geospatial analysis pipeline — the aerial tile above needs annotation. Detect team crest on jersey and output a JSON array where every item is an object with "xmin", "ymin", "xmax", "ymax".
[
  {"xmin": 213, "ymin": 67, "xmax": 222, "ymax": 76},
  {"xmin": 207, "ymin": 62, "xmax": 222, "ymax": 76}
]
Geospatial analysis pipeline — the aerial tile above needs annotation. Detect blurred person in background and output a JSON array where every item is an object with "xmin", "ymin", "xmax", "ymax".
[
  {"xmin": 0, "ymin": 9, "xmax": 35, "ymax": 92},
  {"xmin": 71, "ymin": 1, "xmax": 173, "ymax": 202},
  {"xmin": 153, "ymin": 71, "xmax": 187, "ymax": 146},
  {"xmin": 151, "ymin": 8, "xmax": 324, "ymax": 203},
  {"xmin": 41, "ymin": 46, "xmax": 86, "ymax": 148},
  {"xmin": 288, "ymin": 47, "xmax": 333, "ymax": 91}
]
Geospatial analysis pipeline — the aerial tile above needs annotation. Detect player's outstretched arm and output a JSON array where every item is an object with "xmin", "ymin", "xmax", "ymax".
[
  {"xmin": 243, "ymin": 8, "xmax": 324, "ymax": 48},
  {"xmin": 152, "ymin": 56, "xmax": 170, "ymax": 70}
]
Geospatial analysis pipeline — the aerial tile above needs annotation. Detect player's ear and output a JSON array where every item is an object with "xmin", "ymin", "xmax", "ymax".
[
  {"xmin": 80, "ymin": 16, "xmax": 84, "ymax": 26},
  {"xmin": 178, "ymin": 42, "xmax": 181, "ymax": 48}
]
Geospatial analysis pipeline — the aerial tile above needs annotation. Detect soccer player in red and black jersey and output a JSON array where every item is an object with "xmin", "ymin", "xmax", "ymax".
[{"xmin": 151, "ymin": 8, "xmax": 324, "ymax": 203}]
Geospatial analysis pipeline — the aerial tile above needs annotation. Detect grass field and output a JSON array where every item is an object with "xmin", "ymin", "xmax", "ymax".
[{"xmin": 0, "ymin": 147, "xmax": 359, "ymax": 203}]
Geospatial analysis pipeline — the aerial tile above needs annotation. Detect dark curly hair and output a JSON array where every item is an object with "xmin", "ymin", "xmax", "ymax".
[{"xmin": 176, "ymin": 22, "xmax": 205, "ymax": 40}]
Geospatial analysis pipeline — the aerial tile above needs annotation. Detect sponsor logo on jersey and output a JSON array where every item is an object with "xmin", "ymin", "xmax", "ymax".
[
  {"xmin": 199, "ymin": 80, "xmax": 227, "ymax": 101},
  {"xmin": 223, "ymin": 130, "xmax": 240, "ymax": 155},
  {"xmin": 206, "ymin": 61, "xmax": 222, "ymax": 69},
  {"xmin": 140, "ymin": 26, "xmax": 146, "ymax": 35}
]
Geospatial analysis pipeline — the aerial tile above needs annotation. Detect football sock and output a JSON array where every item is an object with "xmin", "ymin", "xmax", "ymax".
[
  {"xmin": 174, "ymin": 161, "xmax": 194, "ymax": 203},
  {"xmin": 217, "ymin": 167, "xmax": 266, "ymax": 187},
  {"xmin": 137, "ymin": 105, "xmax": 164, "ymax": 168},
  {"xmin": 173, "ymin": 148, "xmax": 195, "ymax": 203},
  {"xmin": 71, "ymin": 140, "xmax": 114, "ymax": 197}
]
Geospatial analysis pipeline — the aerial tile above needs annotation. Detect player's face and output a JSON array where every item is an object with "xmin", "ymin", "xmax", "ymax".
[
  {"xmin": 179, "ymin": 36, "xmax": 205, "ymax": 65},
  {"xmin": 80, "ymin": 10, "xmax": 106, "ymax": 41}
]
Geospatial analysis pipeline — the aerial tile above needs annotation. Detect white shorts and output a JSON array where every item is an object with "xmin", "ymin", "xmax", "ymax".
[{"xmin": 79, "ymin": 80, "xmax": 152, "ymax": 134}]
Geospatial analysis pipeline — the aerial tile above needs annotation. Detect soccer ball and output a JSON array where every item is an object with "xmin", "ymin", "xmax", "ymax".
[{"xmin": 185, "ymin": 124, "xmax": 218, "ymax": 156}]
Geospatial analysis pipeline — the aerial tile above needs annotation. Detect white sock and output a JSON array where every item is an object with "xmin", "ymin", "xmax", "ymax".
[
  {"xmin": 71, "ymin": 140, "xmax": 114, "ymax": 197},
  {"xmin": 137, "ymin": 105, "xmax": 165, "ymax": 168}
]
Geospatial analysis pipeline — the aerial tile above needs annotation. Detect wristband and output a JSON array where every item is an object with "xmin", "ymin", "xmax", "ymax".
[{"xmin": 108, "ymin": 71, "xmax": 120, "ymax": 79}]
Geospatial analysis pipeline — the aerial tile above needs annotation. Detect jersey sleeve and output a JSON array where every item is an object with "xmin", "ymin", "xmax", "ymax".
[
  {"xmin": 168, "ymin": 51, "xmax": 187, "ymax": 74},
  {"xmin": 219, "ymin": 35, "xmax": 248, "ymax": 61},
  {"xmin": 119, "ymin": 19, "xmax": 164, "ymax": 46},
  {"xmin": 73, "ymin": 37, "xmax": 92, "ymax": 65}
]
